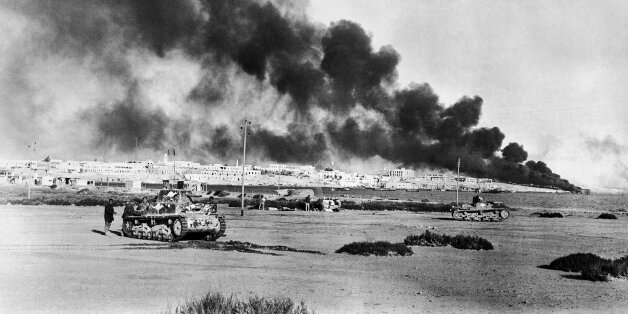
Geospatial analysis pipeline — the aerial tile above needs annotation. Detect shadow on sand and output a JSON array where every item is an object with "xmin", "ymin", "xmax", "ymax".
[
  {"xmin": 91, "ymin": 229, "xmax": 122, "ymax": 236},
  {"xmin": 537, "ymin": 265, "xmax": 588, "ymax": 281},
  {"xmin": 560, "ymin": 274, "xmax": 588, "ymax": 280}
]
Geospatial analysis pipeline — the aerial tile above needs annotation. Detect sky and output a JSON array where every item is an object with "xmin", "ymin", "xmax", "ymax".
[
  {"xmin": 308, "ymin": 0, "xmax": 628, "ymax": 191},
  {"xmin": 0, "ymin": 0, "xmax": 626, "ymax": 192}
]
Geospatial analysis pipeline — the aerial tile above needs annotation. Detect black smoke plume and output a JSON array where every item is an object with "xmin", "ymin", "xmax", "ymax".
[{"xmin": 1, "ymin": 0, "xmax": 579, "ymax": 191}]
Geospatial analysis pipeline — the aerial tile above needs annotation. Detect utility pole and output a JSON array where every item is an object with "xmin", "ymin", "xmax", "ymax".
[
  {"xmin": 26, "ymin": 141, "xmax": 37, "ymax": 199},
  {"xmin": 240, "ymin": 119, "xmax": 251, "ymax": 216},
  {"xmin": 456, "ymin": 158, "xmax": 460, "ymax": 206}
]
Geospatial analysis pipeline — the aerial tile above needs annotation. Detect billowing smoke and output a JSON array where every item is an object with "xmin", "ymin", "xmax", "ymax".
[{"xmin": 0, "ymin": 0, "xmax": 579, "ymax": 191}]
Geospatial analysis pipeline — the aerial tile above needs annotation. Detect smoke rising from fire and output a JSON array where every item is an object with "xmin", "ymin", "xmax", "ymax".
[{"xmin": 0, "ymin": 0, "xmax": 579, "ymax": 190}]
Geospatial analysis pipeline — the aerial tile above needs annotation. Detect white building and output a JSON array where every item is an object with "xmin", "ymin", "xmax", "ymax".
[
  {"xmin": 186, "ymin": 165, "xmax": 261, "ymax": 182},
  {"xmin": 267, "ymin": 164, "xmax": 315, "ymax": 175},
  {"xmin": 389, "ymin": 168, "xmax": 416, "ymax": 178},
  {"xmin": 0, "ymin": 160, "xmax": 35, "ymax": 169}
]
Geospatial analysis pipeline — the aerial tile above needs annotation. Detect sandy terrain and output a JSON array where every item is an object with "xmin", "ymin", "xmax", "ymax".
[{"xmin": 0, "ymin": 205, "xmax": 626, "ymax": 313}]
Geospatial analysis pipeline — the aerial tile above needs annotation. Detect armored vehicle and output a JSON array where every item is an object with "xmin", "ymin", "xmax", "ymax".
[
  {"xmin": 122, "ymin": 189, "xmax": 226, "ymax": 241},
  {"xmin": 316, "ymin": 197, "xmax": 341, "ymax": 212},
  {"xmin": 451, "ymin": 196, "xmax": 510, "ymax": 222}
]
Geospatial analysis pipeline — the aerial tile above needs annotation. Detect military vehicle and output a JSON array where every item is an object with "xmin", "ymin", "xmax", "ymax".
[
  {"xmin": 316, "ymin": 197, "xmax": 341, "ymax": 212},
  {"xmin": 451, "ymin": 197, "xmax": 510, "ymax": 222},
  {"xmin": 121, "ymin": 189, "xmax": 226, "ymax": 241}
]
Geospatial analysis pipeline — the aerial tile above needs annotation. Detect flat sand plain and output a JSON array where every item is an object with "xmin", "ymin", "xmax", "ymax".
[{"xmin": 0, "ymin": 205, "xmax": 626, "ymax": 313}]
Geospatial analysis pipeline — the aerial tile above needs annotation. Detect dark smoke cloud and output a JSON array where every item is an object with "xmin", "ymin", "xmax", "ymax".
[
  {"xmin": 126, "ymin": 0, "xmax": 202, "ymax": 57},
  {"xmin": 321, "ymin": 20, "xmax": 399, "ymax": 109},
  {"xmin": 82, "ymin": 83, "xmax": 168, "ymax": 152},
  {"xmin": 463, "ymin": 127, "xmax": 505, "ymax": 158},
  {"xmin": 327, "ymin": 119, "xmax": 390, "ymax": 158},
  {"xmin": 251, "ymin": 125, "xmax": 327, "ymax": 163},
  {"xmin": 1, "ymin": 0, "xmax": 579, "ymax": 191},
  {"xmin": 502, "ymin": 142, "xmax": 528, "ymax": 163},
  {"xmin": 209, "ymin": 125, "xmax": 241, "ymax": 159},
  {"xmin": 393, "ymin": 84, "xmax": 441, "ymax": 137}
]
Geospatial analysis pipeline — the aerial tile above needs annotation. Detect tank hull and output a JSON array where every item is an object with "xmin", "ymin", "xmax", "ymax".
[{"xmin": 451, "ymin": 204, "xmax": 510, "ymax": 222}]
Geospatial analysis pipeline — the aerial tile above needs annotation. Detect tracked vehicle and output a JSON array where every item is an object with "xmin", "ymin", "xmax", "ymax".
[
  {"xmin": 451, "ymin": 200, "xmax": 510, "ymax": 222},
  {"xmin": 122, "ymin": 189, "xmax": 226, "ymax": 241}
]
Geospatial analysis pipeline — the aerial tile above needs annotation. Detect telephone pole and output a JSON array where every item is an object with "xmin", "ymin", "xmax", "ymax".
[
  {"xmin": 456, "ymin": 158, "xmax": 460, "ymax": 206},
  {"xmin": 240, "ymin": 119, "xmax": 251, "ymax": 216},
  {"xmin": 26, "ymin": 141, "xmax": 37, "ymax": 199}
]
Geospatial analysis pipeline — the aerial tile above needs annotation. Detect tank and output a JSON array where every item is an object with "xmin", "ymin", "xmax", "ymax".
[
  {"xmin": 316, "ymin": 197, "xmax": 341, "ymax": 212},
  {"xmin": 121, "ymin": 189, "xmax": 226, "ymax": 241},
  {"xmin": 451, "ymin": 200, "xmax": 510, "ymax": 222}
]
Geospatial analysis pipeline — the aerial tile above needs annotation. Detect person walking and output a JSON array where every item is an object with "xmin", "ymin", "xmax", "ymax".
[
  {"xmin": 304, "ymin": 195, "xmax": 311, "ymax": 211},
  {"xmin": 104, "ymin": 198, "xmax": 116, "ymax": 235}
]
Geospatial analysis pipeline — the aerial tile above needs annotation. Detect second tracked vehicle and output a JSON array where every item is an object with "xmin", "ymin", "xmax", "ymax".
[{"xmin": 451, "ymin": 196, "xmax": 510, "ymax": 222}]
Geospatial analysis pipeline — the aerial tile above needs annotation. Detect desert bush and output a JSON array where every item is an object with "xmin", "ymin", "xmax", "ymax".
[
  {"xmin": 547, "ymin": 253, "xmax": 628, "ymax": 281},
  {"xmin": 74, "ymin": 198, "xmax": 125, "ymax": 207},
  {"xmin": 548, "ymin": 253, "xmax": 606, "ymax": 272},
  {"xmin": 449, "ymin": 234, "xmax": 494, "ymax": 250},
  {"xmin": 15, "ymin": 198, "xmax": 44, "ymax": 206},
  {"xmin": 596, "ymin": 213, "xmax": 618, "ymax": 219},
  {"xmin": 169, "ymin": 291, "xmax": 312, "ymax": 314},
  {"xmin": 336, "ymin": 241, "xmax": 413, "ymax": 256},
  {"xmin": 539, "ymin": 212, "xmax": 563, "ymax": 218},
  {"xmin": 404, "ymin": 230, "xmax": 493, "ymax": 250},
  {"xmin": 45, "ymin": 198, "xmax": 73, "ymax": 206},
  {"xmin": 342, "ymin": 201, "xmax": 452, "ymax": 212},
  {"xmin": 226, "ymin": 198, "xmax": 255, "ymax": 207},
  {"xmin": 341, "ymin": 200, "xmax": 357, "ymax": 207}
]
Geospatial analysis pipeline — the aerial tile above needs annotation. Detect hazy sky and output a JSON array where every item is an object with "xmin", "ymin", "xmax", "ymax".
[
  {"xmin": 0, "ymin": 0, "xmax": 626, "ymax": 191},
  {"xmin": 309, "ymin": 0, "xmax": 628, "ymax": 190}
]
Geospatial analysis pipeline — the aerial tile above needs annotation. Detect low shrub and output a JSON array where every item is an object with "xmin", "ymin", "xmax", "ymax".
[
  {"xmin": 74, "ymin": 198, "xmax": 125, "ymax": 207},
  {"xmin": 226, "ymin": 198, "xmax": 255, "ymax": 207},
  {"xmin": 597, "ymin": 213, "xmax": 618, "ymax": 219},
  {"xmin": 404, "ymin": 230, "xmax": 493, "ymax": 250},
  {"xmin": 539, "ymin": 212, "xmax": 563, "ymax": 218},
  {"xmin": 341, "ymin": 201, "xmax": 453, "ymax": 212},
  {"xmin": 169, "ymin": 291, "xmax": 312, "ymax": 314},
  {"xmin": 450, "ymin": 234, "xmax": 494, "ymax": 250},
  {"xmin": 547, "ymin": 253, "xmax": 628, "ymax": 281},
  {"xmin": 45, "ymin": 198, "xmax": 73, "ymax": 206},
  {"xmin": 336, "ymin": 241, "xmax": 413, "ymax": 256}
]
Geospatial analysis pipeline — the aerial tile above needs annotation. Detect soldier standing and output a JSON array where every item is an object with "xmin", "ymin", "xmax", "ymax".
[
  {"xmin": 104, "ymin": 198, "xmax": 116, "ymax": 235},
  {"xmin": 259, "ymin": 195, "xmax": 266, "ymax": 210},
  {"xmin": 305, "ymin": 195, "xmax": 311, "ymax": 211}
]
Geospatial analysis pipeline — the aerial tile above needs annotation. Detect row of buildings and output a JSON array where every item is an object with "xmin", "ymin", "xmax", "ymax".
[{"xmin": 0, "ymin": 157, "xmax": 493, "ymax": 191}]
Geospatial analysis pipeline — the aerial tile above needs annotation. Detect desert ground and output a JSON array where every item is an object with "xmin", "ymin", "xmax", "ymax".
[{"xmin": 0, "ymin": 204, "xmax": 626, "ymax": 313}]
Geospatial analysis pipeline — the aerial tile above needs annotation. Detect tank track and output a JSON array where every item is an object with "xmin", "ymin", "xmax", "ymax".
[
  {"xmin": 122, "ymin": 217, "xmax": 189, "ymax": 242},
  {"xmin": 123, "ymin": 216, "xmax": 226, "ymax": 242},
  {"xmin": 218, "ymin": 216, "xmax": 226, "ymax": 236},
  {"xmin": 171, "ymin": 218, "xmax": 189, "ymax": 242},
  {"xmin": 452, "ymin": 208, "xmax": 510, "ymax": 222}
]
